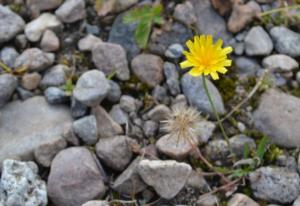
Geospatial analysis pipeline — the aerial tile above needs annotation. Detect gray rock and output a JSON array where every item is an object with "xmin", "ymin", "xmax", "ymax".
[
  {"xmin": 270, "ymin": 26, "xmax": 300, "ymax": 57},
  {"xmin": 71, "ymin": 98, "xmax": 88, "ymax": 119},
  {"xmin": 21, "ymin": 72, "xmax": 41, "ymax": 90},
  {"xmin": 92, "ymin": 42, "xmax": 130, "ymax": 81},
  {"xmin": 73, "ymin": 115, "xmax": 98, "ymax": 145},
  {"xmin": 34, "ymin": 138, "xmax": 67, "ymax": 167},
  {"xmin": 14, "ymin": 48, "xmax": 54, "ymax": 72},
  {"xmin": 138, "ymin": 159, "xmax": 192, "ymax": 199},
  {"xmin": 16, "ymin": 87, "xmax": 34, "ymax": 100},
  {"xmin": 47, "ymin": 147, "xmax": 106, "ymax": 206},
  {"xmin": 173, "ymin": 1, "xmax": 196, "ymax": 25},
  {"xmin": 230, "ymin": 134, "xmax": 256, "ymax": 159},
  {"xmin": 62, "ymin": 123, "xmax": 80, "ymax": 146},
  {"xmin": 78, "ymin": 34, "xmax": 102, "ymax": 51},
  {"xmin": 152, "ymin": 85, "xmax": 170, "ymax": 105},
  {"xmin": 233, "ymin": 42, "xmax": 244, "ymax": 55},
  {"xmin": 26, "ymin": 0, "xmax": 63, "ymax": 11},
  {"xmin": 165, "ymin": 43, "xmax": 184, "ymax": 59},
  {"xmin": 40, "ymin": 29, "xmax": 60, "ymax": 52},
  {"xmin": 253, "ymin": 89, "xmax": 300, "ymax": 148},
  {"xmin": 205, "ymin": 139, "xmax": 229, "ymax": 162},
  {"xmin": 108, "ymin": 13, "xmax": 140, "ymax": 60},
  {"xmin": 181, "ymin": 73, "xmax": 225, "ymax": 118},
  {"xmin": 15, "ymin": 34, "xmax": 27, "ymax": 49},
  {"xmin": 25, "ymin": 13, "xmax": 62, "ymax": 42},
  {"xmin": 244, "ymin": 26, "xmax": 273, "ymax": 56},
  {"xmin": 40, "ymin": 64, "xmax": 67, "ymax": 88},
  {"xmin": 44, "ymin": 87, "xmax": 69, "ymax": 104},
  {"xmin": 0, "ymin": 5, "xmax": 25, "ymax": 43},
  {"xmin": 0, "ymin": 96, "xmax": 72, "ymax": 165},
  {"xmin": 0, "ymin": 47, "xmax": 19, "ymax": 68},
  {"xmin": 228, "ymin": 193, "xmax": 259, "ymax": 206},
  {"xmin": 171, "ymin": 94, "xmax": 188, "ymax": 110},
  {"xmin": 197, "ymin": 120, "xmax": 216, "ymax": 143},
  {"xmin": 82, "ymin": 201, "xmax": 109, "ymax": 206},
  {"xmin": 0, "ymin": 160, "xmax": 47, "ymax": 206},
  {"xmin": 235, "ymin": 56, "xmax": 261, "ymax": 76},
  {"xmin": 191, "ymin": 0, "xmax": 232, "ymax": 43},
  {"xmin": 109, "ymin": 104, "xmax": 129, "ymax": 125},
  {"xmin": 143, "ymin": 120, "xmax": 158, "ymax": 138},
  {"xmin": 164, "ymin": 62, "xmax": 180, "ymax": 96},
  {"xmin": 145, "ymin": 104, "xmax": 171, "ymax": 122},
  {"xmin": 131, "ymin": 54, "xmax": 164, "ymax": 87},
  {"xmin": 92, "ymin": 106, "xmax": 123, "ymax": 138},
  {"xmin": 106, "ymin": 80, "xmax": 121, "ymax": 103},
  {"xmin": 293, "ymin": 195, "xmax": 300, "ymax": 206},
  {"xmin": 96, "ymin": 135, "xmax": 133, "ymax": 171},
  {"xmin": 113, "ymin": 156, "xmax": 147, "ymax": 195},
  {"xmin": 197, "ymin": 194, "xmax": 219, "ymax": 206},
  {"xmin": 73, "ymin": 70, "xmax": 110, "ymax": 107},
  {"xmin": 262, "ymin": 54, "xmax": 299, "ymax": 72},
  {"xmin": 0, "ymin": 74, "xmax": 17, "ymax": 108},
  {"xmin": 276, "ymin": 154, "xmax": 297, "ymax": 172},
  {"xmin": 249, "ymin": 167, "xmax": 300, "ymax": 204},
  {"xmin": 55, "ymin": 0, "xmax": 86, "ymax": 23},
  {"xmin": 94, "ymin": 0, "xmax": 137, "ymax": 16},
  {"xmin": 120, "ymin": 95, "xmax": 137, "ymax": 113}
]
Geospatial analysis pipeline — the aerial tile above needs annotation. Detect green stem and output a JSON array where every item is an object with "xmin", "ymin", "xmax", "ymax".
[
  {"xmin": 259, "ymin": 4, "xmax": 300, "ymax": 17},
  {"xmin": 202, "ymin": 75, "xmax": 233, "ymax": 155},
  {"xmin": 0, "ymin": 60, "xmax": 12, "ymax": 73}
]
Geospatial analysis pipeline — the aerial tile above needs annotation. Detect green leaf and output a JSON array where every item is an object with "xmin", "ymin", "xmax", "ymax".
[
  {"xmin": 243, "ymin": 143, "xmax": 250, "ymax": 159},
  {"xmin": 231, "ymin": 168, "xmax": 250, "ymax": 178},
  {"xmin": 135, "ymin": 19, "xmax": 152, "ymax": 49},
  {"xmin": 256, "ymin": 136, "xmax": 269, "ymax": 162}
]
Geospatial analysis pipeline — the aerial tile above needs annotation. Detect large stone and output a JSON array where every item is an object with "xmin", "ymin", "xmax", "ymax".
[
  {"xmin": 244, "ymin": 26, "xmax": 273, "ymax": 56},
  {"xmin": 55, "ymin": 0, "xmax": 86, "ymax": 23},
  {"xmin": 92, "ymin": 42, "xmax": 130, "ymax": 81},
  {"xmin": 181, "ymin": 73, "xmax": 225, "ymax": 118},
  {"xmin": 25, "ymin": 13, "xmax": 62, "ymax": 42},
  {"xmin": 249, "ymin": 167, "xmax": 300, "ymax": 204},
  {"xmin": 270, "ymin": 26, "xmax": 300, "ymax": 57},
  {"xmin": 131, "ymin": 54, "xmax": 164, "ymax": 87},
  {"xmin": 191, "ymin": 0, "xmax": 232, "ymax": 43},
  {"xmin": 73, "ymin": 70, "xmax": 110, "ymax": 107},
  {"xmin": 0, "ymin": 160, "xmax": 47, "ymax": 206},
  {"xmin": 0, "ymin": 74, "xmax": 17, "ymax": 108},
  {"xmin": 262, "ymin": 54, "xmax": 299, "ymax": 72},
  {"xmin": 253, "ymin": 89, "xmax": 300, "ymax": 148},
  {"xmin": 138, "ymin": 159, "xmax": 192, "ymax": 199},
  {"xmin": 0, "ymin": 5, "xmax": 25, "ymax": 43},
  {"xmin": 47, "ymin": 147, "xmax": 106, "ymax": 206},
  {"xmin": 0, "ymin": 96, "xmax": 72, "ymax": 165}
]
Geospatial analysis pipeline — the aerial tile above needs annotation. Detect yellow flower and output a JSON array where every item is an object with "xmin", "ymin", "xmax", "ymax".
[{"xmin": 180, "ymin": 35, "xmax": 233, "ymax": 80}]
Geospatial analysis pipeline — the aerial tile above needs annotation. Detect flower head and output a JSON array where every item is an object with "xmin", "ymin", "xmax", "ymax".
[{"xmin": 180, "ymin": 35, "xmax": 233, "ymax": 80}]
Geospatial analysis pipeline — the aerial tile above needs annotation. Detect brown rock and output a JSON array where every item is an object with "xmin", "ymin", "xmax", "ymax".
[
  {"xmin": 211, "ymin": 0, "xmax": 232, "ymax": 16},
  {"xmin": 131, "ymin": 54, "xmax": 164, "ymax": 88},
  {"xmin": 21, "ymin": 72, "xmax": 41, "ymax": 90},
  {"xmin": 47, "ymin": 147, "xmax": 106, "ymax": 206},
  {"xmin": 40, "ymin": 29, "xmax": 60, "ymax": 52}
]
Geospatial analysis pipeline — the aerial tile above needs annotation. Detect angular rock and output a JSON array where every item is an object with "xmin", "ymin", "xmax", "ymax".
[
  {"xmin": 181, "ymin": 73, "xmax": 225, "ymax": 118},
  {"xmin": 253, "ymin": 89, "xmax": 300, "ymax": 148},
  {"xmin": 21, "ymin": 72, "xmax": 41, "ymax": 90},
  {"xmin": 71, "ymin": 98, "xmax": 88, "ymax": 119},
  {"xmin": 40, "ymin": 64, "xmax": 67, "ymax": 88},
  {"xmin": 131, "ymin": 54, "xmax": 164, "ymax": 87},
  {"xmin": 40, "ymin": 29, "xmax": 60, "ymax": 52},
  {"xmin": 262, "ymin": 54, "xmax": 299, "ymax": 72},
  {"xmin": 25, "ymin": 13, "xmax": 62, "ymax": 42},
  {"xmin": 173, "ymin": 1, "xmax": 197, "ymax": 25},
  {"xmin": 47, "ymin": 147, "xmax": 106, "ymax": 206},
  {"xmin": 0, "ymin": 160, "xmax": 47, "ymax": 206},
  {"xmin": 0, "ymin": 74, "xmax": 17, "ymax": 108},
  {"xmin": 73, "ymin": 115, "xmax": 98, "ymax": 145},
  {"xmin": 244, "ymin": 26, "xmax": 273, "ymax": 56},
  {"xmin": 78, "ymin": 34, "xmax": 102, "ymax": 51},
  {"xmin": 55, "ymin": 0, "xmax": 86, "ymax": 23},
  {"xmin": 92, "ymin": 106, "xmax": 123, "ymax": 138},
  {"xmin": 0, "ymin": 5, "xmax": 25, "ymax": 43},
  {"xmin": 249, "ymin": 167, "xmax": 300, "ymax": 204},
  {"xmin": 96, "ymin": 135, "xmax": 133, "ymax": 171},
  {"xmin": 0, "ymin": 96, "xmax": 72, "ymax": 165},
  {"xmin": 228, "ymin": 193, "xmax": 259, "ymax": 206},
  {"xmin": 73, "ymin": 70, "xmax": 110, "ymax": 107},
  {"xmin": 270, "ymin": 26, "xmax": 300, "ymax": 57},
  {"xmin": 14, "ymin": 48, "xmax": 54, "ymax": 72},
  {"xmin": 228, "ymin": 1, "xmax": 261, "ymax": 33},
  {"xmin": 109, "ymin": 104, "xmax": 129, "ymax": 125},
  {"xmin": 138, "ymin": 159, "xmax": 192, "ymax": 199},
  {"xmin": 92, "ymin": 42, "xmax": 130, "ymax": 81},
  {"xmin": 0, "ymin": 47, "xmax": 19, "ymax": 68},
  {"xmin": 112, "ymin": 156, "xmax": 147, "ymax": 195}
]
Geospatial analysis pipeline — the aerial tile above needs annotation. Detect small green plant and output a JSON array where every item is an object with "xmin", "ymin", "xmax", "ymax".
[
  {"xmin": 0, "ymin": 60, "xmax": 28, "ymax": 76},
  {"xmin": 123, "ymin": 4, "xmax": 163, "ymax": 49}
]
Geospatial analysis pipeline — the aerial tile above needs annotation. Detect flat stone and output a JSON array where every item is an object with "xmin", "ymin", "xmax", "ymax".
[
  {"xmin": 25, "ymin": 13, "xmax": 62, "ymax": 42},
  {"xmin": 26, "ymin": 0, "xmax": 63, "ymax": 11},
  {"xmin": 0, "ymin": 96, "xmax": 72, "ymax": 165},
  {"xmin": 253, "ymin": 89, "xmax": 300, "ymax": 148},
  {"xmin": 249, "ymin": 167, "xmax": 300, "ymax": 204},
  {"xmin": 55, "ymin": 0, "xmax": 86, "ymax": 23},
  {"xmin": 0, "ymin": 5, "xmax": 25, "ymax": 43},
  {"xmin": 0, "ymin": 74, "xmax": 17, "ymax": 108},
  {"xmin": 47, "ymin": 147, "xmax": 106, "ymax": 206},
  {"xmin": 262, "ymin": 54, "xmax": 299, "ymax": 72},
  {"xmin": 92, "ymin": 42, "xmax": 130, "ymax": 81},
  {"xmin": 138, "ymin": 159, "xmax": 192, "ymax": 199}
]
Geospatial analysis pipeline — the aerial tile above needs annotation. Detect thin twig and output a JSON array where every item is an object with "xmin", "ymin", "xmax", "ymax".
[
  {"xmin": 220, "ymin": 70, "xmax": 269, "ymax": 123},
  {"xmin": 259, "ymin": 4, "xmax": 300, "ymax": 17}
]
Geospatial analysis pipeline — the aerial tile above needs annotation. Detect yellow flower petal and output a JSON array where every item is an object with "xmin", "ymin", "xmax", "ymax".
[
  {"xmin": 210, "ymin": 72, "xmax": 219, "ymax": 80},
  {"xmin": 189, "ymin": 68, "xmax": 203, "ymax": 76},
  {"xmin": 180, "ymin": 60, "xmax": 193, "ymax": 69}
]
